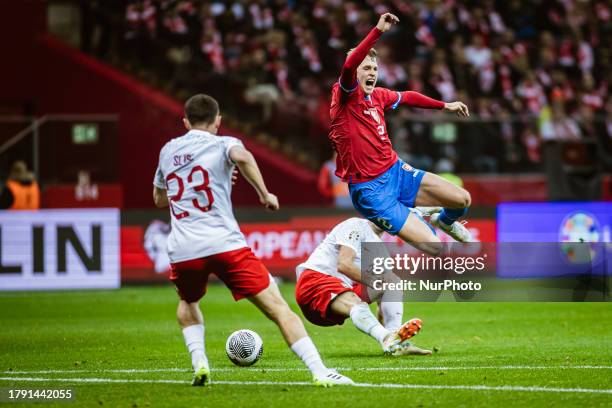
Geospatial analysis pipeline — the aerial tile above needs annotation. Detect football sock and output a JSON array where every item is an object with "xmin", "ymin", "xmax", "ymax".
[
  {"xmin": 350, "ymin": 302, "xmax": 390, "ymax": 345},
  {"xmin": 290, "ymin": 337, "xmax": 327, "ymax": 377},
  {"xmin": 380, "ymin": 301, "xmax": 403, "ymax": 331},
  {"xmin": 182, "ymin": 324, "xmax": 207, "ymax": 370},
  {"xmin": 439, "ymin": 207, "xmax": 468, "ymax": 227}
]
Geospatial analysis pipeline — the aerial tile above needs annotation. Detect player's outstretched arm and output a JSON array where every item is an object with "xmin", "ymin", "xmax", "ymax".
[
  {"xmin": 229, "ymin": 146, "xmax": 279, "ymax": 210},
  {"xmin": 394, "ymin": 91, "xmax": 470, "ymax": 117},
  {"xmin": 153, "ymin": 186, "xmax": 169, "ymax": 208},
  {"xmin": 339, "ymin": 13, "xmax": 399, "ymax": 91}
]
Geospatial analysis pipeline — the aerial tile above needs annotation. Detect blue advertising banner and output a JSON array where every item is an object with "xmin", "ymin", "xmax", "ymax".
[
  {"xmin": 496, "ymin": 202, "xmax": 611, "ymax": 280},
  {"xmin": 497, "ymin": 202, "xmax": 611, "ymax": 243}
]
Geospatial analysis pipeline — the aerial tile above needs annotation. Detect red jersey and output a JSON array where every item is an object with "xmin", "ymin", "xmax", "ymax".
[
  {"xmin": 329, "ymin": 84, "xmax": 402, "ymax": 182},
  {"xmin": 328, "ymin": 27, "xmax": 445, "ymax": 183}
]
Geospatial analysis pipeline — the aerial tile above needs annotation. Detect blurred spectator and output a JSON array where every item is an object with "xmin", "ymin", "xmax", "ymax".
[
  {"xmin": 244, "ymin": 83, "xmax": 281, "ymax": 122},
  {"xmin": 377, "ymin": 45, "xmax": 407, "ymax": 88},
  {"xmin": 429, "ymin": 49, "xmax": 456, "ymax": 101},
  {"xmin": 435, "ymin": 158, "xmax": 463, "ymax": 187},
  {"xmin": 75, "ymin": 170, "xmax": 99, "ymax": 201},
  {"xmin": 0, "ymin": 161, "xmax": 40, "ymax": 210},
  {"xmin": 580, "ymin": 75, "xmax": 605, "ymax": 111},
  {"xmin": 464, "ymin": 34, "xmax": 492, "ymax": 71},
  {"xmin": 516, "ymin": 73, "xmax": 547, "ymax": 115},
  {"xmin": 596, "ymin": 98, "xmax": 612, "ymax": 170},
  {"xmin": 522, "ymin": 124, "xmax": 542, "ymax": 164},
  {"xmin": 540, "ymin": 103, "xmax": 582, "ymax": 141},
  {"xmin": 317, "ymin": 152, "xmax": 352, "ymax": 208},
  {"xmin": 124, "ymin": 0, "xmax": 157, "ymax": 56}
]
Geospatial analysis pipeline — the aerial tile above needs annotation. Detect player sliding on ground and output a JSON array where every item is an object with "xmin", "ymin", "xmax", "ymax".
[
  {"xmin": 295, "ymin": 217, "xmax": 432, "ymax": 356},
  {"xmin": 153, "ymin": 94, "xmax": 353, "ymax": 387},
  {"xmin": 329, "ymin": 12, "xmax": 472, "ymax": 251}
]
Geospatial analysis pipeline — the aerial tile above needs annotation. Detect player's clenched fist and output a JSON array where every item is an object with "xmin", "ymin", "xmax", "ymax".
[
  {"xmin": 443, "ymin": 101, "xmax": 470, "ymax": 117},
  {"xmin": 231, "ymin": 168, "xmax": 239, "ymax": 185},
  {"xmin": 376, "ymin": 13, "xmax": 399, "ymax": 32},
  {"xmin": 260, "ymin": 192, "xmax": 279, "ymax": 211}
]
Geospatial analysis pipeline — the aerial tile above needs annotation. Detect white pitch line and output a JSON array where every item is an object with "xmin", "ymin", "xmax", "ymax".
[
  {"xmin": 2, "ymin": 365, "xmax": 611, "ymax": 375},
  {"xmin": 0, "ymin": 376, "xmax": 610, "ymax": 395},
  {"xmin": 0, "ymin": 376, "xmax": 186, "ymax": 384},
  {"xmin": 351, "ymin": 365, "xmax": 612, "ymax": 371},
  {"xmin": 1, "ymin": 369, "xmax": 189, "ymax": 374}
]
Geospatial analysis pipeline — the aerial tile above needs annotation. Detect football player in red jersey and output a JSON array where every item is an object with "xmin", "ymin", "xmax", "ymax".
[{"xmin": 329, "ymin": 13, "xmax": 472, "ymax": 253}]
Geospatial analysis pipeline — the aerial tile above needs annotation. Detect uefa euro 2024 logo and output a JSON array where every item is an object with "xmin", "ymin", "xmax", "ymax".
[{"xmin": 559, "ymin": 212, "xmax": 601, "ymax": 264}]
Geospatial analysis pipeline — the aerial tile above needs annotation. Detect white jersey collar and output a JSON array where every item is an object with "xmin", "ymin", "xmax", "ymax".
[{"xmin": 186, "ymin": 129, "xmax": 214, "ymax": 138}]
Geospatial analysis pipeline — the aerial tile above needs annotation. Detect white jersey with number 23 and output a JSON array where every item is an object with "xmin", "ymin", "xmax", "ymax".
[{"xmin": 153, "ymin": 129, "xmax": 247, "ymax": 263}]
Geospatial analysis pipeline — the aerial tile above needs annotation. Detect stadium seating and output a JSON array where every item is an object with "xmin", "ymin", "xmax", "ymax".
[{"xmin": 79, "ymin": 0, "xmax": 611, "ymax": 172}]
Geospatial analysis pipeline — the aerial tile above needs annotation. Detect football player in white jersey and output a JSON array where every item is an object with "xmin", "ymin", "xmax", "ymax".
[
  {"xmin": 153, "ymin": 94, "xmax": 353, "ymax": 387},
  {"xmin": 295, "ymin": 217, "xmax": 432, "ymax": 355}
]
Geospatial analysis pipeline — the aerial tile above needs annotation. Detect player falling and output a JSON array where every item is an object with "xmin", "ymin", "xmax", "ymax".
[
  {"xmin": 295, "ymin": 217, "xmax": 431, "ymax": 355},
  {"xmin": 153, "ymin": 94, "xmax": 352, "ymax": 387},
  {"xmin": 329, "ymin": 13, "xmax": 472, "ymax": 250}
]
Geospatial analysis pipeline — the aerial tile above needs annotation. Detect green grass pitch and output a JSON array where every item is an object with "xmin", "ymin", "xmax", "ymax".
[{"xmin": 0, "ymin": 285, "xmax": 610, "ymax": 407}]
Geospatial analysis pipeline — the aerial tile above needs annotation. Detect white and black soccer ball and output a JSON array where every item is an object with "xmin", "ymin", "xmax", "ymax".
[{"xmin": 225, "ymin": 329, "xmax": 263, "ymax": 367}]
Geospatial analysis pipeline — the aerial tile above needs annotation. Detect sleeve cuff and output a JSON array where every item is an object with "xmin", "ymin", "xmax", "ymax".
[{"xmin": 391, "ymin": 92, "xmax": 402, "ymax": 110}]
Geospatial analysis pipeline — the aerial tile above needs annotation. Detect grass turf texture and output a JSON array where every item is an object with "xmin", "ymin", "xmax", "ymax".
[{"xmin": 0, "ymin": 285, "xmax": 610, "ymax": 407}]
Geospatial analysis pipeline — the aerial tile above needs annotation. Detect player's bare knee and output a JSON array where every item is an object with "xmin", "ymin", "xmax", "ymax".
[{"xmin": 449, "ymin": 188, "xmax": 471, "ymax": 208}]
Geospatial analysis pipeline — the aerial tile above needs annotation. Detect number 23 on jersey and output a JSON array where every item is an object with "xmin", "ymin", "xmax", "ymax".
[{"xmin": 166, "ymin": 165, "xmax": 214, "ymax": 219}]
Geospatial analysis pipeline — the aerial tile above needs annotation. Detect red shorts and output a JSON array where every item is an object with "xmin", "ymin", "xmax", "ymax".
[
  {"xmin": 169, "ymin": 247, "xmax": 270, "ymax": 303},
  {"xmin": 295, "ymin": 269, "xmax": 368, "ymax": 327}
]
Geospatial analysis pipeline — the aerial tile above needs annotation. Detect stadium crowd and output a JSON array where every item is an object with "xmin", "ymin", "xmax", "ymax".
[{"xmin": 86, "ymin": 0, "xmax": 611, "ymax": 172}]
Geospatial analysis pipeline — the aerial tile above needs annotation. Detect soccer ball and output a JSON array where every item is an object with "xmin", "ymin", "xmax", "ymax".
[{"xmin": 225, "ymin": 329, "xmax": 263, "ymax": 367}]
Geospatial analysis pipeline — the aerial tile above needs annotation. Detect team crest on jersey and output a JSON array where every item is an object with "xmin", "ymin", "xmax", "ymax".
[
  {"xmin": 363, "ymin": 108, "xmax": 381, "ymax": 124},
  {"xmin": 402, "ymin": 163, "xmax": 414, "ymax": 172}
]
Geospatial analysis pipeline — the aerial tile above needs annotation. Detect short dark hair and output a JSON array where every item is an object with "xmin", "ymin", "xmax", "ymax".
[
  {"xmin": 184, "ymin": 94, "xmax": 219, "ymax": 126},
  {"xmin": 347, "ymin": 48, "xmax": 377, "ymax": 58}
]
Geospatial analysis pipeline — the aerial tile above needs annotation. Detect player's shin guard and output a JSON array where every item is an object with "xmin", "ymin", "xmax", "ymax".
[
  {"xmin": 182, "ymin": 324, "xmax": 208, "ymax": 370},
  {"xmin": 349, "ymin": 302, "xmax": 390, "ymax": 345},
  {"xmin": 439, "ymin": 207, "xmax": 468, "ymax": 227}
]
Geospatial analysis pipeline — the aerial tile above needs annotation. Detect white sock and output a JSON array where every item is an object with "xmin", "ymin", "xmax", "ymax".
[
  {"xmin": 182, "ymin": 324, "xmax": 207, "ymax": 370},
  {"xmin": 349, "ymin": 303, "xmax": 390, "ymax": 346},
  {"xmin": 290, "ymin": 337, "xmax": 328, "ymax": 377},
  {"xmin": 380, "ymin": 301, "xmax": 403, "ymax": 331}
]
